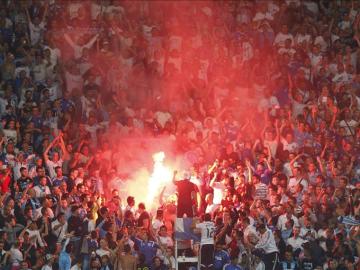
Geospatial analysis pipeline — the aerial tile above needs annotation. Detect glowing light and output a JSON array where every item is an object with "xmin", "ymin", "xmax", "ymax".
[{"xmin": 146, "ymin": 151, "xmax": 172, "ymax": 207}]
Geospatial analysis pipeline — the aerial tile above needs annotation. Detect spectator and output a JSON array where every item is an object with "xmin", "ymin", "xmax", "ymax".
[{"xmin": 0, "ymin": 1, "xmax": 358, "ymax": 270}]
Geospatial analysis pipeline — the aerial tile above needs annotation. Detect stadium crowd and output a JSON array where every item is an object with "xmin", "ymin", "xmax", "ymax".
[{"xmin": 0, "ymin": 0, "xmax": 359, "ymax": 270}]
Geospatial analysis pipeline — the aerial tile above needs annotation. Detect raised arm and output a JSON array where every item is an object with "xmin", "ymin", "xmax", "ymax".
[
  {"xmin": 207, "ymin": 160, "xmax": 219, "ymax": 174},
  {"xmin": 330, "ymin": 105, "xmax": 338, "ymax": 129},
  {"xmin": 275, "ymin": 119, "xmax": 281, "ymax": 139},
  {"xmin": 43, "ymin": 135, "xmax": 59, "ymax": 162},
  {"xmin": 77, "ymin": 140, "xmax": 85, "ymax": 152},
  {"xmin": 18, "ymin": 222, "xmax": 31, "ymax": 240},
  {"xmin": 64, "ymin": 33, "xmax": 76, "ymax": 49},
  {"xmin": 83, "ymin": 34, "xmax": 99, "ymax": 49},
  {"xmin": 320, "ymin": 143, "xmax": 328, "ymax": 159},
  {"xmin": 245, "ymin": 159, "xmax": 253, "ymax": 184},
  {"xmin": 346, "ymin": 156, "xmax": 356, "ymax": 175},
  {"xmin": 316, "ymin": 156, "xmax": 325, "ymax": 175},
  {"xmin": 261, "ymin": 124, "xmax": 267, "ymax": 142},
  {"xmin": 290, "ymin": 153, "xmax": 303, "ymax": 174},
  {"xmin": 241, "ymin": 118, "xmax": 250, "ymax": 131},
  {"xmin": 24, "ymin": 6, "xmax": 32, "ymax": 24},
  {"xmin": 41, "ymin": 2, "xmax": 48, "ymax": 23},
  {"xmin": 264, "ymin": 147, "xmax": 272, "ymax": 171},
  {"xmin": 251, "ymin": 139, "xmax": 260, "ymax": 161},
  {"xmin": 59, "ymin": 133, "xmax": 69, "ymax": 160},
  {"xmin": 158, "ymin": 186, "xmax": 166, "ymax": 206},
  {"xmin": 209, "ymin": 172, "xmax": 218, "ymax": 188},
  {"xmin": 191, "ymin": 217, "xmax": 200, "ymax": 230},
  {"xmin": 172, "ymin": 170, "xmax": 177, "ymax": 184}
]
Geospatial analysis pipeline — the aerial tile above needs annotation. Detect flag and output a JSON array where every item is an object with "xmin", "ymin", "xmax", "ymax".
[
  {"xmin": 174, "ymin": 218, "xmax": 200, "ymax": 241},
  {"xmin": 338, "ymin": 216, "xmax": 360, "ymax": 226}
]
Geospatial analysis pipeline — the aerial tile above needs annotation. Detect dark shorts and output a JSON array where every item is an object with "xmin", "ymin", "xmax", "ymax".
[
  {"xmin": 177, "ymin": 204, "xmax": 195, "ymax": 218},
  {"xmin": 200, "ymin": 244, "xmax": 214, "ymax": 268}
]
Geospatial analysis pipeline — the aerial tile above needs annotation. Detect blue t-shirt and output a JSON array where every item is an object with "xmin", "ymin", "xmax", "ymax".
[
  {"xmin": 280, "ymin": 260, "xmax": 298, "ymax": 270},
  {"xmin": 52, "ymin": 176, "xmax": 68, "ymax": 187},
  {"xmin": 133, "ymin": 237, "xmax": 159, "ymax": 266},
  {"xmin": 59, "ymin": 251, "xmax": 71, "ymax": 270},
  {"xmin": 31, "ymin": 116, "xmax": 43, "ymax": 129},
  {"xmin": 214, "ymin": 249, "xmax": 230, "ymax": 270},
  {"xmin": 223, "ymin": 263, "xmax": 243, "ymax": 270}
]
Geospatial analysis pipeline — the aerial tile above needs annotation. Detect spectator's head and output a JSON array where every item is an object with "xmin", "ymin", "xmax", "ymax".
[
  {"xmin": 55, "ymin": 166, "xmax": 62, "ymax": 177},
  {"xmin": 328, "ymin": 258, "xmax": 339, "ymax": 270},
  {"xmin": 152, "ymin": 256, "xmax": 162, "ymax": 267},
  {"xmin": 256, "ymin": 223, "xmax": 266, "ymax": 234},
  {"xmin": 159, "ymin": 225, "xmax": 168, "ymax": 236},
  {"xmin": 111, "ymin": 189, "xmax": 119, "ymax": 197},
  {"xmin": 123, "ymin": 244, "xmax": 131, "ymax": 254},
  {"xmin": 101, "ymin": 255, "xmax": 110, "ymax": 266},
  {"xmin": 127, "ymin": 196, "xmax": 135, "ymax": 207},
  {"xmin": 52, "ymin": 151, "xmax": 60, "ymax": 162},
  {"xmin": 138, "ymin": 202, "xmax": 146, "ymax": 213},
  {"xmin": 285, "ymin": 250, "xmax": 294, "ymax": 262},
  {"xmin": 156, "ymin": 209, "xmax": 163, "ymax": 219},
  {"xmin": 20, "ymin": 167, "xmax": 28, "ymax": 177},
  {"xmin": 20, "ymin": 261, "xmax": 29, "ymax": 270},
  {"xmin": 70, "ymin": 168, "xmax": 78, "ymax": 179},
  {"xmin": 203, "ymin": 213, "xmax": 211, "ymax": 222},
  {"xmin": 90, "ymin": 257, "xmax": 101, "ymax": 269}
]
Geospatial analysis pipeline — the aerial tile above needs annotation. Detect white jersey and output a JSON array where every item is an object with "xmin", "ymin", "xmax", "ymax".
[
  {"xmin": 196, "ymin": 221, "xmax": 215, "ymax": 245},
  {"xmin": 255, "ymin": 229, "xmax": 279, "ymax": 254}
]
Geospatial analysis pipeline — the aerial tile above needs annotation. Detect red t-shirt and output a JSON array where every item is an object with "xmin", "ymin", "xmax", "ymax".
[{"xmin": 0, "ymin": 174, "xmax": 11, "ymax": 193}]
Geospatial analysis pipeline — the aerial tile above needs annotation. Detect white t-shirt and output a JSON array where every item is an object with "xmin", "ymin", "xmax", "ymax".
[
  {"xmin": 212, "ymin": 182, "xmax": 225, "ymax": 205},
  {"xmin": 159, "ymin": 235, "xmax": 174, "ymax": 247},
  {"xmin": 70, "ymin": 265, "xmax": 81, "ymax": 270},
  {"xmin": 244, "ymin": 224, "xmax": 258, "ymax": 243},
  {"xmin": 332, "ymin": 72, "xmax": 352, "ymax": 84},
  {"xmin": 287, "ymin": 236, "xmax": 307, "ymax": 250},
  {"xmin": 281, "ymin": 139, "xmax": 298, "ymax": 153},
  {"xmin": 314, "ymin": 36, "xmax": 327, "ymax": 52},
  {"xmin": 163, "ymin": 256, "xmax": 176, "ymax": 270},
  {"xmin": 51, "ymin": 220, "xmax": 68, "ymax": 242},
  {"xmin": 3, "ymin": 129, "xmax": 17, "ymax": 144},
  {"xmin": 339, "ymin": 119, "xmax": 358, "ymax": 136},
  {"xmin": 9, "ymin": 247, "xmax": 23, "ymax": 264},
  {"xmin": 273, "ymin": 32, "xmax": 294, "ymax": 47},
  {"xmin": 46, "ymin": 159, "xmax": 63, "ymax": 179},
  {"xmin": 196, "ymin": 221, "xmax": 215, "ymax": 245},
  {"xmin": 33, "ymin": 185, "xmax": 51, "ymax": 198},
  {"xmin": 205, "ymin": 204, "xmax": 219, "ymax": 216},
  {"xmin": 154, "ymin": 111, "xmax": 172, "ymax": 128},
  {"xmin": 255, "ymin": 229, "xmax": 278, "ymax": 253},
  {"xmin": 26, "ymin": 229, "xmax": 45, "ymax": 247},
  {"xmin": 65, "ymin": 71, "xmax": 83, "ymax": 94},
  {"xmin": 277, "ymin": 214, "xmax": 299, "ymax": 231},
  {"xmin": 263, "ymin": 139, "xmax": 278, "ymax": 158},
  {"xmin": 294, "ymin": 34, "xmax": 311, "ymax": 46},
  {"xmin": 278, "ymin": 47, "xmax": 296, "ymax": 57},
  {"xmin": 96, "ymin": 248, "xmax": 110, "ymax": 258},
  {"xmin": 168, "ymin": 35, "xmax": 183, "ymax": 51},
  {"xmin": 152, "ymin": 219, "xmax": 164, "ymax": 235},
  {"xmin": 308, "ymin": 52, "xmax": 322, "ymax": 67},
  {"xmin": 32, "ymin": 62, "xmax": 47, "ymax": 82},
  {"xmin": 29, "ymin": 21, "xmax": 46, "ymax": 45},
  {"xmin": 43, "ymin": 46, "xmax": 61, "ymax": 65},
  {"xmin": 258, "ymin": 96, "xmax": 280, "ymax": 114},
  {"xmin": 288, "ymin": 177, "xmax": 308, "ymax": 194},
  {"xmin": 253, "ymin": 12, "xmax": 273, "ymax": 22}
]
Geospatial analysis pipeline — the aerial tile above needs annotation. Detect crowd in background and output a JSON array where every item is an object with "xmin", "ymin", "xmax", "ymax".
[{"xmin": 0, "ymin": 0, "xmax": 359, "ymax": 270}]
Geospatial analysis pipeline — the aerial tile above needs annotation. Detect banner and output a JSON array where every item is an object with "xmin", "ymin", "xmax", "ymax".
[{"xmin": 174, "ymin": 218, "xmax": 200, "ymax": 241}]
